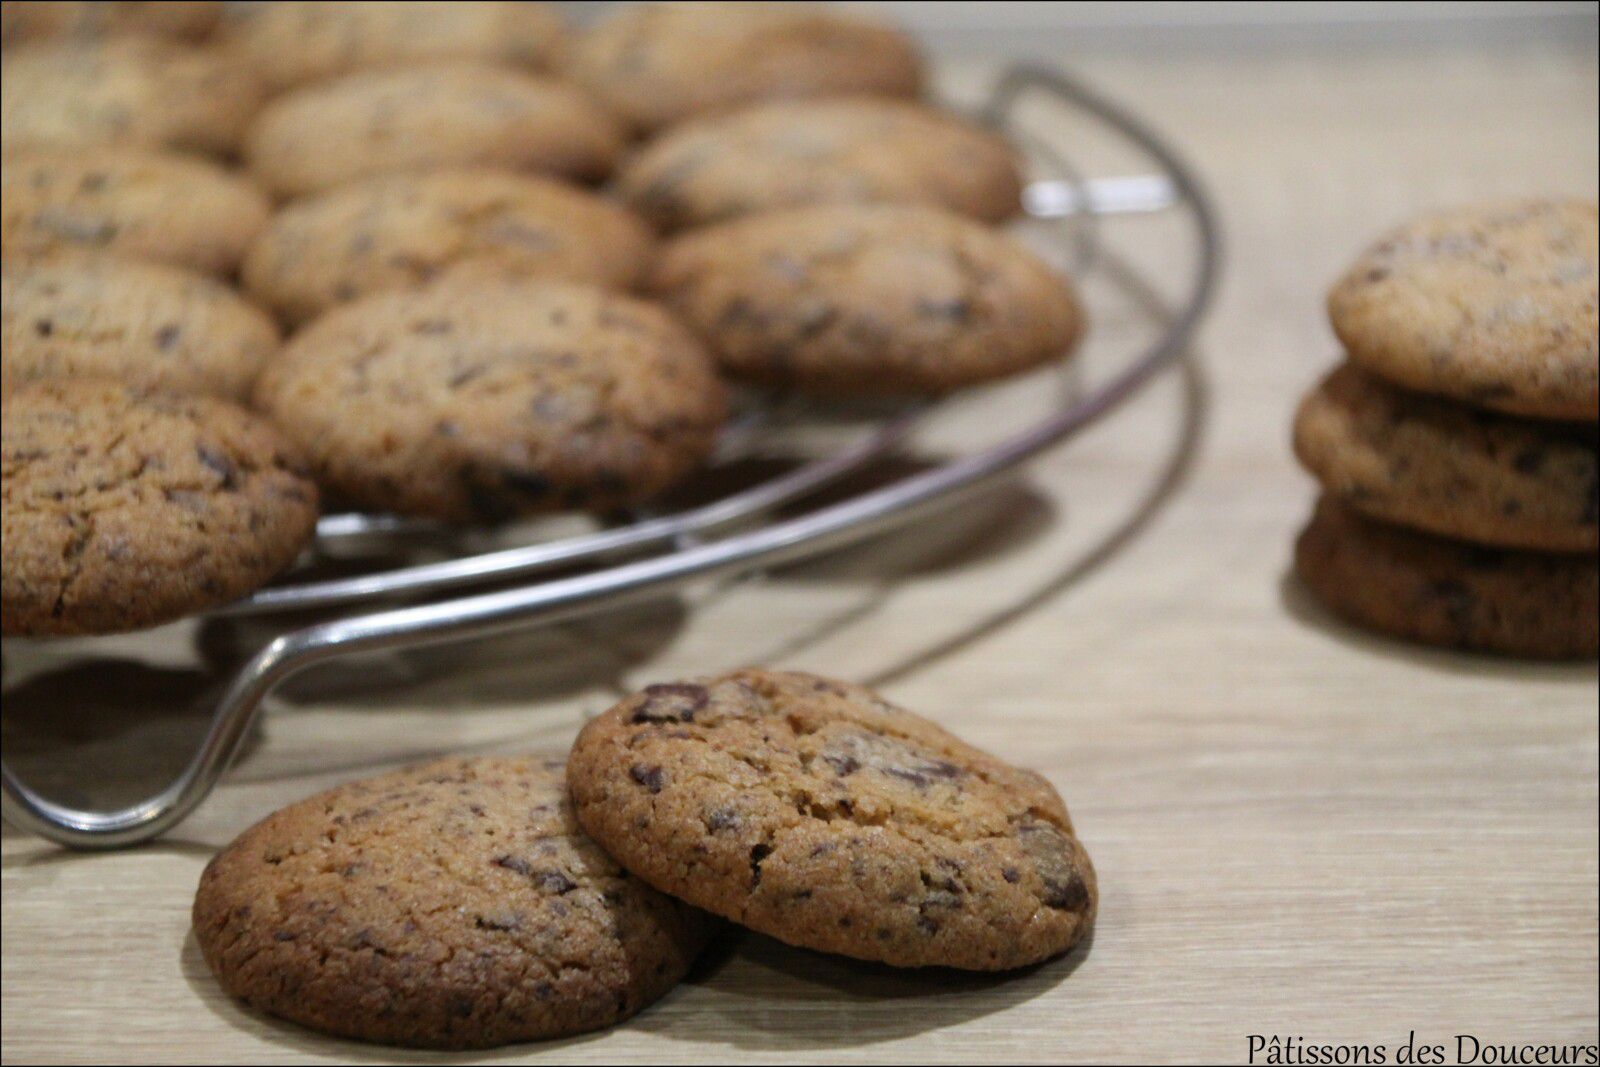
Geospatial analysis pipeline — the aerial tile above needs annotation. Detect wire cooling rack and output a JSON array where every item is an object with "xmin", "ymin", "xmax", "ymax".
[{"xmin": 1, "ymin": 66, "xmax": 1221, "ymax": 848}]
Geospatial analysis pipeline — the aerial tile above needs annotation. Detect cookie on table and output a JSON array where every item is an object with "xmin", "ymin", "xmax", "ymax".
[
  {"xmin": 617, "ymin": 97, "xmax": 1023, "ymax": 231},
  {"xmin": 1327, "ymin": 199, "xmax": 1599, "ymax": 422},
  {"xmin": 1, "ymin": 147, "xmax": 270, "ymax": 276},
  {"xmin": 194, "ymin": 756, "xmax": 709, "ymax": 1049},
  {"xmin": 227, "ymin": 0, "xmax": 568, "ymax": 93},
  {"xmin": 566, "ymin": 1, "xmax": 923, "ymax": 134},
  {"xmin": 1294, "ymin": 497, "xmax": 1598, "ymax": 660},
  {"xmin": 569, "ymin": 669, "xmax": 1097, "ymax": 971},
  {"xmin": 252, "ymin": 282, "xmax": 728, "ymax": 522},
  {"xmin": 651, "ymin": 203, "xmax": 1083, "ymax": 394},
  {"xmin": 242, "ymin": 169, "xmax": 655, "ymax": 326},
  {"xmin": 0, "ymin": 37, "xmax": 263, "ymax": 156},
  {"xmin": 1294, "ymin": 363, "xmax": 1598, "ymax": 553},
  {"xmin": 2, "ymin": 253, "xmax": 279, "ymax": 402},
  {"xmin": 244, "ymin": 64, "xmax": 623, "ymax": 199},
  {"xmin": 0, "ymin": 1, "xmax": 220, "ymax": 45},
  {"xmin": 1, "ymin": 380, "xmax": 318, "ymax": 636}
]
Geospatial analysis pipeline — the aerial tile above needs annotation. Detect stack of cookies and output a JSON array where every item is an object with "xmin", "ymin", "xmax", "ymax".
[
  {"xmin": 1, "ymin": 1, "xmax": 1089, "ymax": 637},
  {"xmin": 1294, "ymin": 200, "xmax": 1599, "ymax": 660},
  {"xmin": 193, "ymin": 670, "xmax": 1098, "ymax": 1048}
]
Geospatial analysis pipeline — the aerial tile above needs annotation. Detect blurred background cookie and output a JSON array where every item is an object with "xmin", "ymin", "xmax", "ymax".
[
  {"xmin": 1, "ymin": 379, "xmax": 318, "ymax": 635},
  {"xmin": 566, "ymin": 1, "xmax": 923, "ymax": 134},
  {"xmin": 1, "ymin": 253, "xmax": 279, "ymax": 402},
  {"xmin": 652, "ymin": 203, "xmax": 1082, "ymax": 394},
  {"xmin": 617, "ymin": 96, "xmax": 1023, "ymax": 231},
  {"xmin": 242, "ymin": 169, "xmax": 655, "ymax": 325},
  {"xmin": 253, "ymin": 281, "xmax": 728, "ymax": 521},
  {"xmin": 225, "ymin": 0, "xmax": 568, "ymax": 94},
  {"xmin": 0, "ymin": 1, "xmax": 220, "ymax": 46},
  {"xmin": 1327, "ymin": 199, "xmax": 1598, "ymax": 422},
  {"xmin": 1294, "ymin": 363, "xmax": 1598, "ymax": 554},
  {"xmin": 1, "ymin": 147, "xmax": 270, "ymax": 275},
  {"xmin": 0, "ymin": 37, "xmax": 263, "ymax": 155},
  {"xmin": 1295, "ymin": 497, "xmax": 1598, "ymax": 660},
  {"xmin": 244, "ymin": 63, "xmax": 623, "ymax": 198}
]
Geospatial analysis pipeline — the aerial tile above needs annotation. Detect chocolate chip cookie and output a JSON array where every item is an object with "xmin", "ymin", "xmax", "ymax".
[
  {"xmin": 244, "ymin": 64, "xmax": 623, "ymax": 199},
  {"xmin": 1, "ymin": 1, "xmax": 221, "ymax": 45},
  {"xmin": 252, "ymin": 281, "xmax": 728, "ymax": 521},
  {"xmin": 1294, "ymin": 497, "xmax": 1598, "ymax": 660},
  {"xmin": 651, "ymin": 203, "xmax": 1083, "ymax": 394},
  {"xmin": 1327, "ymin": 199, "xmax": 1599, "ymax": 421},
  {"xmin": 0, "ymin": 37, "xmax": 263, "ymax": 156},
  {"xmin": 242, "ymin": 169, "xmax": 655, "ymax": 326},
  {"xmin": 1, "ymin": 147, "xmax": 271, "ymax": 276},
  {"xmin": 193, "ymin": 756, "xmax": 710, "ymax": 1049},
  {"xmin": 2, "ymin": 253, "xmax": 280, "ymax": 401},
  {"xmin": 566, "ymin": 1, "xmax": 923, "ymax": 134},
  {"xmin": 1294, "ymin": 363, "xmax": 1598, "ymax": 553},
  {"xmin": 2, "ymin": 379, "xmax": 318, "ymax": 635},
  {"xmin": 568, "ymin": 669, "xmax": 1097, "ymax": 971},
  {"xmin": 226, "ymin": 0, "xmax": 568, "ymax": 93},
  {"xmin": 616, "ymin": 97, "xmax": 1023, "ymax": 231}
]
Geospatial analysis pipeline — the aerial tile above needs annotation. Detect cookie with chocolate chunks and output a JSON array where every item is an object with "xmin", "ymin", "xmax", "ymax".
[
  {"xmin": 2, "ymin": 379, "xmax": 317, "ymax": 635},
  {"xmin": 226, "ymin": 1, "xmax": 568, "ymax": 93},
  {"xmin": 1295, "ymin": 497, "xmax": 1598, "ymax": 660},
  {"xmin": 651, "ymin": 203, "xmax": 1083, "ymax": 394},
  {"xmin": 244, "ymin": 64, "xmax": 622, "ymax": 199},
  {"xmin": 193, "ymin": 756, "xmax": 710, "ymax": 1049},
  {"xmin": 568, "ymin": 669, "xmax": 1097, "ymax": 971},
  {"xmin": 242, "ymin": 169, "xmax": 654, "ymax": 326},
  {"xmin": 252, "ymin": 281, "xmax": 727, "ymax": 522},
  {"xmin": 1, "ymin": 148, "xmax": 270, "ymax": 276},
  {"xmin": 1294, "ymin": 363, "xmax": 1598, "ymax": 553},
  {"xmin": 0, "ymin": 37, "xmax": 262, "ymax": 156},
  {"xmin": 1327, "ymin": 199, "xmax": 1598, "ymax": 422},
  {"xmin": 616, "ymin": 97, "xmax": 1023, "ymax": 231},
  {"xmin": 565, "ymin": 1, "xmax": 923, "ymax": 134},
  {"xmin": 2, "ymin": 253, "xmax": 279, "ymax": 401}
]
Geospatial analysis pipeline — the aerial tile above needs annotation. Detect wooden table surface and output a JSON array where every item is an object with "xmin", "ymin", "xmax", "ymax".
[{"xmin": 3, "ymin": 40, "xmax": 1597, "ymax": 1066}]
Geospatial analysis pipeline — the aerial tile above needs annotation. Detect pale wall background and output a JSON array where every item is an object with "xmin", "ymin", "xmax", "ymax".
[{"xmin": 562, "ymin": 1, "xmax": 1598, "ymax": 54}]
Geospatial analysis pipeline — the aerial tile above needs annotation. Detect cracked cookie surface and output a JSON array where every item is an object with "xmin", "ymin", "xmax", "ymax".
[
  {"xmin": 0, "ymin": 37, "xmax": 262, "ymax": 156},
  {"xmin": 244, "ymin": 63, "xmax": 622, "ymax": 199},
  {"xmin": 565, "ymin": 1, "xmax": 923, "ymax": 134},
  {"xmin": 1294, "ymin": 363, "xmax": 1598, "ymax": 553},
  {"xmin": 242, "ymin": 169, "xmax": 655, "ymax": 326},
  {"xmin": 252, "ymin": 281, "xmax": 728, "ymax": 521},
  {"xmin": 651, "ymin": 203, "xmax": 1083, "ymax": 394},
  {"xmin": 1, "ymin": 379, "xmax": 318, "ymax": 635},
  {"xmin": 193, "ymin": 756, "xmax": 709, "ymax": 1049},
  {"xmin": 1327, "ymin": 199, "xmax": 1598, "ymax": 421},
  {"xmin": 1295, "ymin": 497, "xmax": 1598, "ymax": 660},
  {"xmin": 568, "ymin": 669, "xmax": 1097, "ymax": 970},
  {"xmin": 616, "ymin": 97, "xmax": 1022, "ymax": 231},
  {"xmin": 226, "ymin": 0, "xmax": 567, "ymax": 93},
  {"xmin": 1, "ymin": 147, "xmax": 269, "ymax": 276},
  {"xmin": 2, "ymin": 252, "xmax": 280, "ymax": 401}
]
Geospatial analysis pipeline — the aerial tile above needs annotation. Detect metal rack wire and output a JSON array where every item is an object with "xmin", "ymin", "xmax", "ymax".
[{"xmin": 0, "ymin": 66, "xmax": 1221, "ymax": 849}]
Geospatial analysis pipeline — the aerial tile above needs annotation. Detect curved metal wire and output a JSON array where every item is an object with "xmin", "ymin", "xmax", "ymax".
[{"xmin": 1, "ymin": 66, "xmax": 1222, "ymax": 848}]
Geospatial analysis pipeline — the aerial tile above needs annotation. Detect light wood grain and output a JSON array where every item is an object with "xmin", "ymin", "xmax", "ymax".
[{"xmin": 3, "ymin": 40, "xmax": 1597, "ymax": 1066}]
